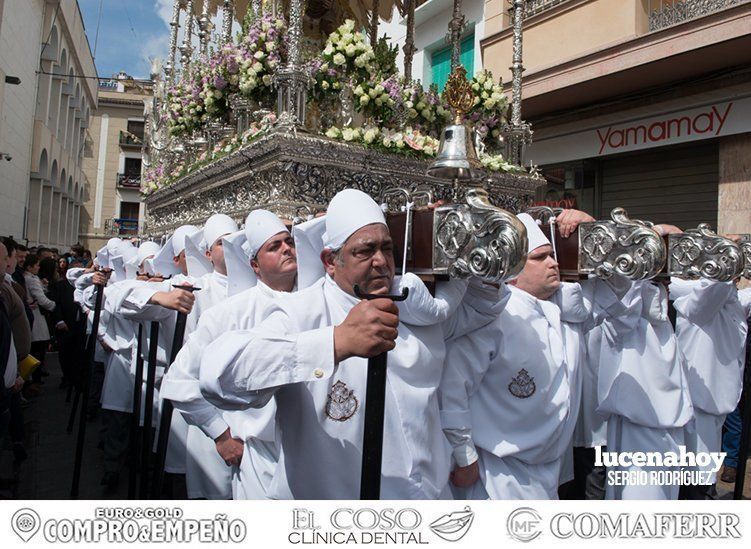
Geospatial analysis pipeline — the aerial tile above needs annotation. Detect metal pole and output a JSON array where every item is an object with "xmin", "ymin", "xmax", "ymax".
[
  {"xmin": 369, "ymin": 0, "xmax": 381, "ymax": 48},
  {"xmin": 354, "ymin": 285, "xmax": 408, "ymax": 500},
  {"xmin": 166, "ymin": 0, "xmax": 182, "ymax": 86},
  {"xmin": 140, "ymin": 321, "xmax": 160, "ymax": 499},
  {"xmin": 128, "ymin": 324, "xmax": 145, "ymax": 499},
  {"xmin": 403, "ymin": 0, "xmax": 416, "ymax": 83},
  {"xmin": 70, "ymin": 282, "xmax": 104, "ymax": 499},
  {"xmin": 151, "ymin": 308, "xmax": 190, "ymax": 499}
]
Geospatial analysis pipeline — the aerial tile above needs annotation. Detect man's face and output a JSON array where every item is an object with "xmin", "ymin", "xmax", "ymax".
[
  {"xmin": 173, "ymin": 250, "xmax": 188, "ymax": 275},
  {"xmin": 0, "ymin": 244, "xmax": 8, "ymax": 275},
  {"xmin": 324, "ymin": 223, "xmax": 395, "ymax": 296},
  {"xmin": 205, "ymin": 236, "xmax": 228, "ymax": 276},
  {"xmin": 510, "ymin": 244, "xmax": 560, "ymax": 300},
  {"xmin": 16, "ymin": 250, "xmax": 27, "ymax": 268},
  {"xmin": 6, "ymin": 248, "xmax": 17, "ymax": 274},
  {"xmin": 251, "ymin": 232, "xmax": 297, "ymax": 289}
]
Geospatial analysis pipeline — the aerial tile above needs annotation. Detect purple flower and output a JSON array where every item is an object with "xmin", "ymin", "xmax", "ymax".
[{"xmin": 214, "ymin": 75, "xmax": 227, "ymax": 90}]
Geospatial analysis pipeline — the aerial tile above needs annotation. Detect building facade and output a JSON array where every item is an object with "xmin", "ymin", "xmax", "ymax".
[
  {"xmin": 79, "ymin": 75, "xmax": 151, "ymax": 251},
  {"xmin": 0, "ymin": 0, "xmax": 96, "ymax": 248},
  {"xmin": 480, "ymin": 0, "xmax": 751, "ymax": 235},
  {"xmin": 380, "ymin": 0, "xmax": 488, "ymax": 88}
]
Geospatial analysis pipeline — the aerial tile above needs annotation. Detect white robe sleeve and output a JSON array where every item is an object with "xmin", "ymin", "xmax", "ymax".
[
  {"xmin": 439, "ymin": 322, "xmax": 497, "ymax": 467},
  {"xmin": 442, "ymin": 280, "xmax": 510, "ymax": 341},
  {"xmin": 65, "ymin": 267, "xmax": 85, "ymax": 286},
  {"xmin": 672, "ymin": 279, "xmax": 737, "ymax": 326},
  {"xmin": 396, "ymin": 275, "xmax": 467, "ymax": 326},
  {"xmin": 199, "ymin": 310, "xmax": 336, "ymax": 410},
  {"xmin": 740, "ymin": 288, "xmax": 751, "ymax": 318},
  {"xmin": 161, "ymin": 307, "xmax": 230, "ymax": 440},
  {"xmin": 110, "ymin": 279, "xmax": 175, "ymax": 322}
]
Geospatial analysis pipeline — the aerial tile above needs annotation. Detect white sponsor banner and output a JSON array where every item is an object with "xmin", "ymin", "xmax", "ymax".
[
  {"xmin": 1, "ymin": 500, "xmax": 749, "ymax": 548},
  {"xmin": 527, "ymin": 95, "xmax": 751, "ymax": 166}
]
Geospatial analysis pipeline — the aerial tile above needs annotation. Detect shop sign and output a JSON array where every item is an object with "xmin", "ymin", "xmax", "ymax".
[{"xmin": 527, "ymin": 95, "xmax": 751, "ymax": 165}]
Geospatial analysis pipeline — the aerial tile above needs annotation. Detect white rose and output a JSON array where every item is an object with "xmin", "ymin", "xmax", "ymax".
[
  {"xmin": 363, "ymin": 128, "xmax": 378, "ymax": 143},
  {"xmin": 484, "ymin": 99, "xmax": 495, "ymax": 110},
  {"xmin": 252, "ymin": 61, "xmax": 263, "ymax": 72},
  {"xmin": 359, "ymin": 95, "xmax": 369, "ymax": 106},
  {"xmin": 325, "ymin": 127, "xmax": 342, "ymax": 139},
  {"xmin": 354, "ymin": 56, "xmax": 366, "ymax": 68},
  {"xmin": 345, "ymin": 44, "xmax": 356, "ymax": 57},
  {"xmin": 323, "ymin": 46, "xmax": 334, "ymax": 56},
  {"xmin": 368, "ymin": 88, "xmax": 377, "ymax": 98},
  {"xmin": 262, "ymin": 75, "xmax": 272, "ymax": 86},
  {"xmin": 321, "ymin": 80, "xmax": 330, "ymax": 90},
  {"xmin": 254, "ymin": 50, "xmax": 265, "ymax": 60},
  {"xmin": 342, "ymin": 128, "xmax": 355, "ymax": 141},
  {"xmin": 484, "ymin": 80, "xmax": 493, "ymax": 90},
  {"xmin": 266, "ymin": 42, "xmax": 276, "ymax": 53},
  {"xmin": 333, "ymin": 53, "xmax": 346, "ymax": 66}
]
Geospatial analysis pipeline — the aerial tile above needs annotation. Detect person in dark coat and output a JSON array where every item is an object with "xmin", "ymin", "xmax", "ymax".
[{"xmin": 48, "ymin": 271, "xmax": 86, "ymax": 389}]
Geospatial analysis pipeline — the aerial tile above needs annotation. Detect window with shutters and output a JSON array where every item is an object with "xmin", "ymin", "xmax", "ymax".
[{"xmin": 430, "ymin": 33, "xmax": 475, "ymax": 92}]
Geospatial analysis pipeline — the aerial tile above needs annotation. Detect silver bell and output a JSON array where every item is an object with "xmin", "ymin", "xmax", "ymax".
[{"xmin": 427, "ymin": 122, "xmax": 482, "ymax": 181}]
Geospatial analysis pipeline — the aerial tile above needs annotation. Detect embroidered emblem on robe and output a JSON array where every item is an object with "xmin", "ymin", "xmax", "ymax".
[
  {"xmin": 508, "ymin": 369, "xmax": 536, "ymax": 399},
  {"xmin": 326, "ymin": 380, "xmax": 359, "ymax": 421}
]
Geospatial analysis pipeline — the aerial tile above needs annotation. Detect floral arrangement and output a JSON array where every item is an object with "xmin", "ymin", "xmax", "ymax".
[
  {"xmin": 466, "ymin": 70, "xmax": 508, "ymax": 149},
  {"xmin": 324, "ymin": 125, "xmax": 440, "ymax": 158},
  {"xmin": 149, "ymin": 18, "xmax": 523, "ymax": 195},
  {"xmin": 237, "ymin": 15, "xmax": 286, "ymax": 103},
  {"xmin": 166, "ymin": 80, "xmax": 206, "ymax": 137}
]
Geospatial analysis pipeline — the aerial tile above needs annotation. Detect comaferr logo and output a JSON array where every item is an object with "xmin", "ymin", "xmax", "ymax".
[{"xmin": 596, "ymin": 103, "xmax": 733, "ymax": 154}]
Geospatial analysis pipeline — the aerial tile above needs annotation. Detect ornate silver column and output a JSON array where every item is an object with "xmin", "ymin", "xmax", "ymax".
[
  {"xmin": 447, "ymin": 0, "xmax": 466, "ymax": 70},
  {"xmin": 221, "ymin": 0, "xmax": 234, "ymax": 45},
  {"xmin": 274, "ymin": 0, "xmax": 308, "ymax": 131},
  {"xmin": 198, "ymin": 0, "xmax": 212, "ymax": 56},
  {"xmin": 165, "ymin": 0, "xmax": 182, "ymax": 85},
  {"xmin": 179, "ymin": 0, "xmax": 195, "ymax": 74},
  {"xmin": 501, "ymin": 0, "xmax": 533, "ymax": 166},
  {"xmin": 403, "ymin": 0, "xmax": 416, "ymax": 82},
  {"xmin": 369, "ymin": 0, "xmax": 381, "ymax": 48}
]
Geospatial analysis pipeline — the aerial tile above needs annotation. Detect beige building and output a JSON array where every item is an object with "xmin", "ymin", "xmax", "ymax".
[
  {"xmin": 0, "ymin": 0, "xmax": 95, "ymax": 248},
  {"xmin": 481, "ymin": 0, "xmax": 751, "ymax": 234},
  {"xmin": 79, "ymin": 75, "xmax": 152, "ymax": 251}
]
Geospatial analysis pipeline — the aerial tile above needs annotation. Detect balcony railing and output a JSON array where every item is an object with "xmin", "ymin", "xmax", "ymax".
[
  {"xmin": 117, "ymin": 173, "xmax": 141, "ymax": 188},
  {"xmin": 523, "ymin": 0, "xmax": 570, "ymax": 19},
  {"xmin": 648, "ymin": 0, "xmax": 749, "ymax": 31},
  {"xmin": 119, "ymin": 130, "xmax": 143, "ymax": 148},
  {"xmin": 104, "ymin": 217, "xmax": 139, "ymax": 236}
]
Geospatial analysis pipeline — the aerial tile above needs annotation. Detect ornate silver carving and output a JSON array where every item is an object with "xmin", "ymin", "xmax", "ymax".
[
  {"xmin": 221, "ymin": 0, "xmax": 234, "ymax": 45},
  {"xmin": 501, "ymin": 0, "xmax": 533, "ymax": 167},
  {"xmin": 274, "ymin": 0, "xmax": 308, "ymax": 130},
  {"xmin": 740, "ymin": 234, "xmax": 751, "ymax": 279},
  {"xmin": 668, "ymin": 224, "xmax": 744, "ymax": 282},
  {"xmin": 180, "ymin": 0, "xmax": 195, "ymax": 75},
  {"xmin": 197, "ymin": 0, "xmax": 212, "ymax": 56},
  {"xmin": 578, "ymin": 207, "xmax": 666, "ymax": 280},
  {"xmin": 165, "ymin": 0, "xmax": 182, "ymax": 85},
  {"xmin": 447, "ymin": 0, "xmax": 466, "ymax": 70},
  {"xmin": 369, "ymin": 0, "xmax": 381, "ymax": 48},
  {"xmin": 143, "ymin": 133, "xmax": 542, "ymax": 237},
  {"xmin": 433, "ymin": 188, "xmax": 528, "ymax": 283},
  {"xmin": 403, "ymin": 0, "xmax": 417, "ymax": 82}
]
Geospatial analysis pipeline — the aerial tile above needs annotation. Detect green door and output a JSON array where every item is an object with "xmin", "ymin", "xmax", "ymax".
[{"xmin": 430, "ymin": 34, "xmax": 475, "ymax": 92}]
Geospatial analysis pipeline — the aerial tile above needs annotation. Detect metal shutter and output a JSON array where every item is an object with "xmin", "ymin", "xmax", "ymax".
[{"xmin": 600, "ymin": 142, "xmax": 718, "ymax": 229}]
